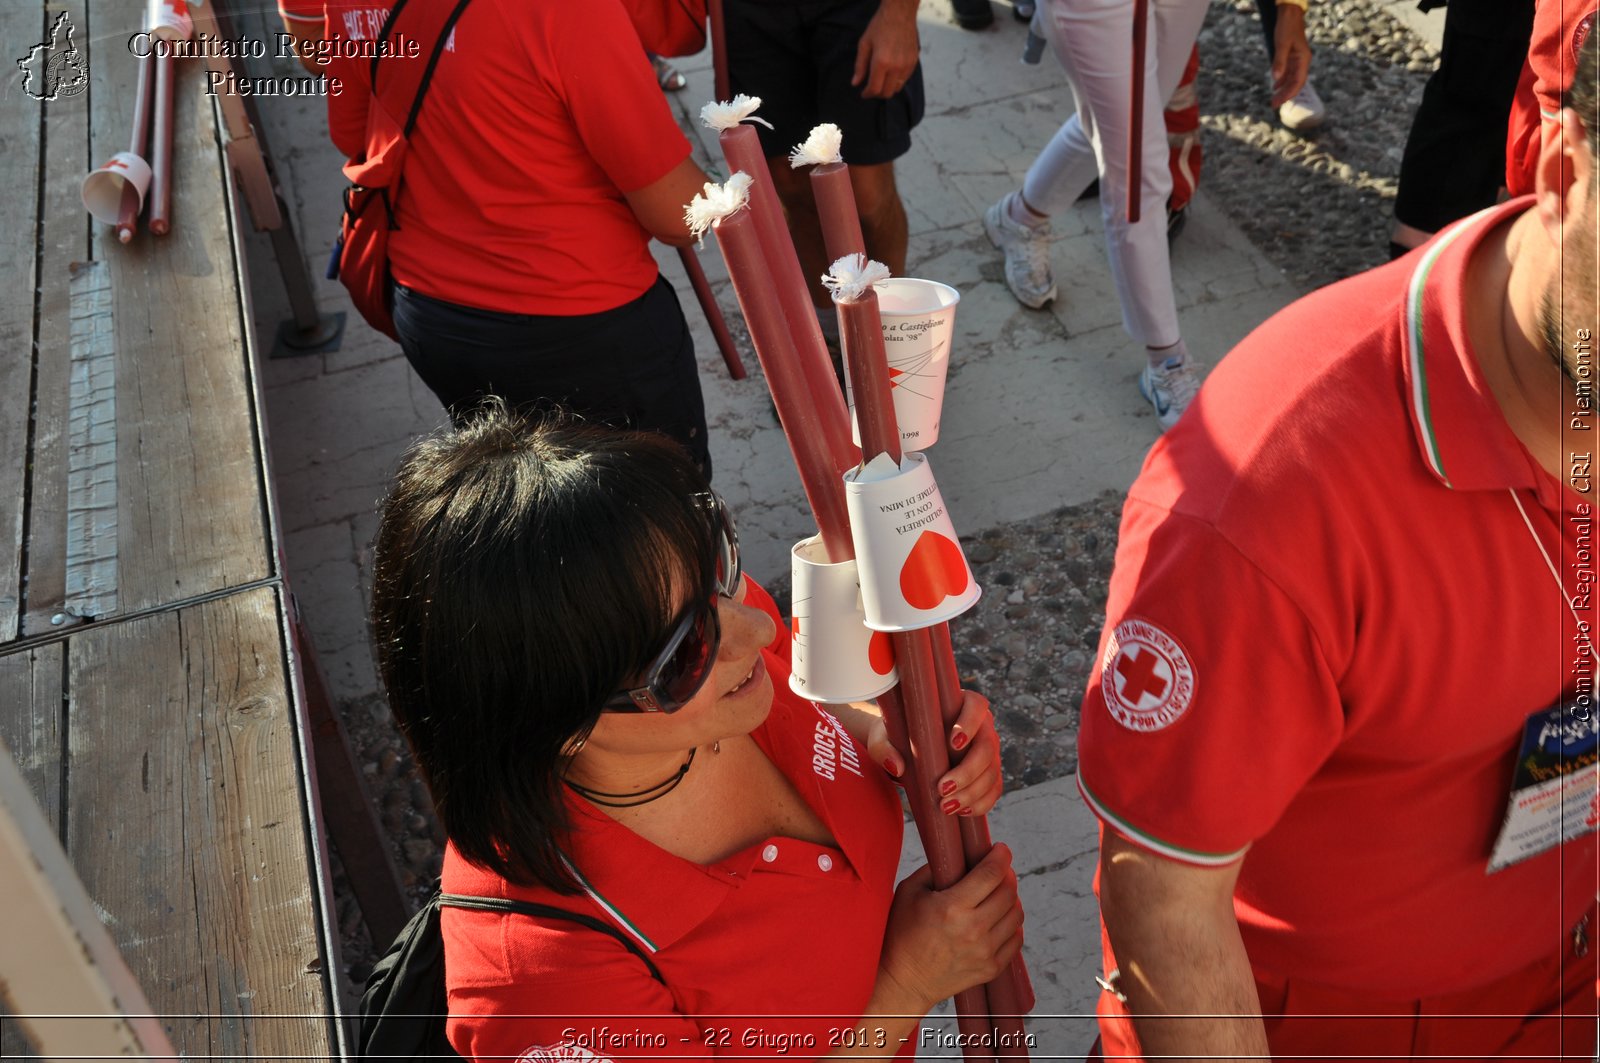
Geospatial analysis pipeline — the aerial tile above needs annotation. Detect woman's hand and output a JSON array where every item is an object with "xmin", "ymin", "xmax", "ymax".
[
  {"xmin": 875, "ymin": 844, "xmax": 1025, "ymax": 1014},
  {"xmin": 940, "ymin": 690, "xmax": 1002, "ymax": 817},
  {"xmin": 867, "ymin": 690, "xmax": 1004, "ymax": 818}
]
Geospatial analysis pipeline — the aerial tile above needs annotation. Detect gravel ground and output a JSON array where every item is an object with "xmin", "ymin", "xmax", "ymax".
[{"xmin": 328, "ymin": 0, "xmax": 1440, "ymax": 986}]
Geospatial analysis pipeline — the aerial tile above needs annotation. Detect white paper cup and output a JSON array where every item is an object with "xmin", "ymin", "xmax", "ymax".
[
  {"xmin": 844, "ymin": 452, "xmax": 981, "ymax": 631},
  {"xmin": 147, "ymin": 0, "xmax": 193, "ymax": 41},
  {"xmin": 82, "ymin": 152, "xmax": 153, "ymax": 226},
  {"xmin": 788, "ymin": 536, "xmax": 899, "ymax": 703},
  {"xmin": 844, "ymin": 278, "xmax": 959, "ymax": 451}
]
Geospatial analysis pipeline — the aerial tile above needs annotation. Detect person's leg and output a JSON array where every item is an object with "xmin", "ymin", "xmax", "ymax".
[
  {"xmin": 984, "ymin": 0, "xmax": 1125, "ymax": 312},
  {"xmin": 767, "ymin": 162, "xmax": 834, "ymax": 307},
  {"xmin": 1390, "ymin": 0, "xmax": 1534, "ymax": 255},
  {"xmin": 1042, "ymin": 0, "xmax": 1204, "ymax": 348},
  {"xmin": 848, "ymin": 161, "xmax": 909, "ymax": 276},
  {"xmin": 768, "ymin": 157, "xmax": 910, "ymax": 303}
]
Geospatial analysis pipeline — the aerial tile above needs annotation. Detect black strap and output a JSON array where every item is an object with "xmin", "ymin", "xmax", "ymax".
[
  {"xmin": 402, "ymin": 0, "xmax": 475, "ymax": 138},
  {"xmin": 369, "ymin": 0, "xmax": 476, "ymax": 138},
  {"xmin": 369, "ymin": 0, "xmax": 412, "ymax": 87},
  {"xmin": 439, "ymin": 892, "xmax": 666, "ymax": 984}
]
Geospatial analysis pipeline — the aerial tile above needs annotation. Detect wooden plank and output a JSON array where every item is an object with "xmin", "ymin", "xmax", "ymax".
[
  {"xmin": 19, "ymin": 0, "xmax": 90, "ymax": 638},
  {"xmin": 0, "ymin": 642, "xmax": 64, "ymax": 1060},
  {"xmin": 0, "ymin": 3, "xmax": 45, "ymax": 643},
  {"xmin": 0, "ymin": 643, "xmax": 65, "ymax": 833},
  {"xmin": 89, "ymin": 0, "xmax": 272, "ymax": 614},
  {"xmin": 65, "ymin": 586, "xmax": 336, "ymax": 1059},
  {"xmin": 23, "ymin": 0, "xmax": 272, "ymax": 634}
]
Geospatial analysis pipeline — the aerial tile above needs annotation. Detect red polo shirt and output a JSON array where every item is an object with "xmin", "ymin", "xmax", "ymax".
[
  {"xmin": 1078, "ymin": 198, "xmax": 1599, "ymax": 1000},
  {"xmin": 278, "ymin": 0, "xmax": 691, "ymax": 315},
  {"xmin": 439, "ymin": 581, "xmax": 907, "ymax": 1061}
]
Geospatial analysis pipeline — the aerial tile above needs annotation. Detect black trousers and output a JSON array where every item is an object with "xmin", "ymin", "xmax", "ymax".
[
  {"xmin": 392, "ymin": 275, "xmax": 712, "ymax": 478},
  {"xmin": 1393, "ymin": 0, "xmax": 1535, "ymax": 234}
]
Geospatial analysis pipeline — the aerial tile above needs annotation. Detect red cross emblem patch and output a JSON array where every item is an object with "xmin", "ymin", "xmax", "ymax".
[{"xmin": 1101, "ymin": 619, "xmax": 1196, "ymax": 732}]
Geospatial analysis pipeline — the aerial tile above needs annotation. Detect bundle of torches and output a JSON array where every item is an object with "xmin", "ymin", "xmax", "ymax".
[
  {"xmin": 687, "ymin": 98, "xmax": 1035, "ymax": 1059},
  {"xmin": 81, "ymin": 0, "xmax": 189, "ymax": 243}
]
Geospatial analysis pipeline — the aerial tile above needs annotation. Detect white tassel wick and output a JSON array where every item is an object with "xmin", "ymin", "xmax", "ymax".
[
  {"xmin": 822, "ymin": 253, "xmax": 892, "ymax": 302},
  {"xmin": 699, "ymin": 94, "xmax": 774, "ymax": 131},
  {"xmin": 684, "ymin": 172, "xmax": 755, "ymax": 245},
  {"xmin": 789, "ymin": 124, "xmax": 844, "ymax": 168}
]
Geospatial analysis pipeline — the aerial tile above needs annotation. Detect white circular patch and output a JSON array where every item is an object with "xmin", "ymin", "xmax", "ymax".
[
  {"xmin": 1101, "ymin": 618, "xmax": 1196, "ymax": 732},
  {"xmin": 516, "ymin": 1044, "xmax": 608, "ymax": 1063}
]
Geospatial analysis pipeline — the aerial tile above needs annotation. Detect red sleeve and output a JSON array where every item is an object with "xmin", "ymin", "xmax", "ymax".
[
  {"xmin": 318, "ymin": 1, "xmax": 388, "ymax": 160},
  {"xmin": 617, "ymin": 0, "xmax": 708, "ymax": 58},
  {"xmin": 1076, "ymin": 501, "xmax": 1343, "ymax": 866},
  {"xmin": 543, "ymin": 0, "xmax": 692, "ymax": 194},
  {"xmin": 1505, "ymin": 58, "xmax": 1541, "ymax": 197},
  {"xmin": 278, "ymin": 0, "xmax": 323, "ymax": 22}
]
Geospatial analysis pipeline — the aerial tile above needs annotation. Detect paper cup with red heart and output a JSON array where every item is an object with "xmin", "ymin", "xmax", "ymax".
[
  {"xmin": 844, "ymin": 452, "xmax": 981, "ymax": 631},
  {"xmin": 789, "ymin": 536, "xmax": 899, "ymax": 703},
  {"xmin": 842, "ymin": 278, "xmax": 959, "ymax": 451},
  {"xmin": 82, "ymin": 152, "xmax": 153, "ymax": 226}
]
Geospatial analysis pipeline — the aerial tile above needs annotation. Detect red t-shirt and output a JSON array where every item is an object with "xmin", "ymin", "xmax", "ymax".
[
  {"xmin": 438, "ymin": 582, "xmax": 907, "ymax": 1061},
  {"xmin": 1505, "ymin": 3, "xmax": 1597, "ymax": 196},
  {"xmin": 280, "ymin": 0, "xmax": 691, "ymax": 315},
  {"xmin": 1078, "ymin": 198, "xmax": 1599, "ymax": 999}
]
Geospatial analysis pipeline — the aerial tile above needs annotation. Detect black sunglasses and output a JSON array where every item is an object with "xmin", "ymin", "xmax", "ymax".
[{"xmin": 603, "ymin": 493, "xmax": 742, "ymax": 713}]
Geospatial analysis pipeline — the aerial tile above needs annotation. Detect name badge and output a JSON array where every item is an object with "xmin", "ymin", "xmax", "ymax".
[{"xmin": 1488, "ymin": 698, "xmax": 1600, "ymax": 873}]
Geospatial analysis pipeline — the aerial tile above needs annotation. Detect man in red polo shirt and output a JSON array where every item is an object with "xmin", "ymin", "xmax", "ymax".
[{"xmin": 1077, "ymin": 29, "xmax": 1600, "ymax": 1061}]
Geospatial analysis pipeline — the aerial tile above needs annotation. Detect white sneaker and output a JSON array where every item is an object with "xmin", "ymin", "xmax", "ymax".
[
  {"xmin": 1138, "ymin": 356, "xmax": 1203, "ymax": 431},
  {"xmin": 1278, "ymin": 80, "xmax": 1325, "ymax": 131},
  {"xmin": 983, "ymin": 192, "xmax": 1056, "ymax": 309}
]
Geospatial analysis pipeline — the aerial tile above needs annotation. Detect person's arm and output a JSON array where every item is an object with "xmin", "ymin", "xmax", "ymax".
[
  {"xmin": 824, "ymin": 843, "xmax": 1025, "ymax": 1059},
  {"xmin": 279, "ymin": 17, "xmax": 324, "ymax": 73},
  {"xmin": 1098, "ymin": 829, "xmax": 1268, "ymax": 1060},
  {"xmin": 1269, "ymin": 0, "xmax": 1312, "ymax": 106},
  {"xmin": 852, "ymin": 0, "xmax": 920, "ymax": 100},
  {"xmin": 622, "ymin": 155, "xmax": 715, "ymax": 247}
]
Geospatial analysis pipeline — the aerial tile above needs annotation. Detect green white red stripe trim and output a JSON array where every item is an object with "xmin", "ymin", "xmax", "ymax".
[
  {"xmin": 1077, "ymin": 776, "xmax": 1247, "ymax": 868},
  {"xmin": 561, "ymin": 855, "xmax": 659, "ymax": 953},
  {"xmin": 1403, "ymin": 213, "xmax": 1482, "ymax": 488}
]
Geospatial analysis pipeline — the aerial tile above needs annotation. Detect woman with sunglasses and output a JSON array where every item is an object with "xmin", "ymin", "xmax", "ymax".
[{"xmin": 371, "ymin": 404, "xmax": 1022, "ymax": 1061}]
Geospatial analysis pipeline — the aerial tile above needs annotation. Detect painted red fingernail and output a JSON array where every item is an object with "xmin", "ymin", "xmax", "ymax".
[
  {"xmin": 951, "ymin": 731, "xmax": 970, "ymax": 751},
  {"xmin": 882, "ymin": 758, "xmax": 901, "ymax": 777},
  {"xmin": 959, "ymin": 806, "xmax": 973, "ymax": 816},
  {"xmin": 939, "ymin": 779, "xmax": 957, "ymax": 796},
  {"xmin": 941, "ymin": 798, "xmax": 960, "ymax": 815}
]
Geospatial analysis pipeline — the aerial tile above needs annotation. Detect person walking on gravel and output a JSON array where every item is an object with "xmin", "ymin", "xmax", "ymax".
[
  {"xmin": 985, "ymin": 0, "xmax": 1311, "ymax": 431},
  {"xmin": 1077, "ymin": 30, "xmax": 1599, "ymax": 1059}
]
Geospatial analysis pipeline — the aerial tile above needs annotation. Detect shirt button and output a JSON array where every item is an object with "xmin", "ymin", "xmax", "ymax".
[
  {"xmin": 817, "ymin": 854, "xmax": 833, "ymax": 872},
  {"xmin": 762, "ymin": 844, "xmax": 779, "ymax": 862}
]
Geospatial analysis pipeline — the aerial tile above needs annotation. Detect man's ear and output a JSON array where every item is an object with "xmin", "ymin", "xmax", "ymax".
[{"xmin": 1537, "ymin": 108, "xmax": 1595, "ymax": 241}]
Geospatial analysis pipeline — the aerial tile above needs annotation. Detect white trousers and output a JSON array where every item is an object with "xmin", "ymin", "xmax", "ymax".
[{"xmin": 1022, "ymin": 0, "xmax": 1210, "ymax": 348}]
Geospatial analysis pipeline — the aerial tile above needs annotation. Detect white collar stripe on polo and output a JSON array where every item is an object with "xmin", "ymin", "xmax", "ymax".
[
  {"xmin": 560, "ymin": 855, "xmax": 660, "ymax": 953},
  {"xmin": 1403, "ymin": 205, "xmax": 1499, "ymax": 490},
  {"xmin": 1077, "ymin": 776, "xmax": 1247, "ymax": 868}
]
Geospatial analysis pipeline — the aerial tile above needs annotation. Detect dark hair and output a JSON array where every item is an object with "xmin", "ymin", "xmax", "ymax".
[
  {"xmin": 370, "ymin": 403, "xmax": 716, "ymax": 891},
  {"xmin": 1564, "ymin": 23, "xmax": 1599, "ymax": 163}
]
